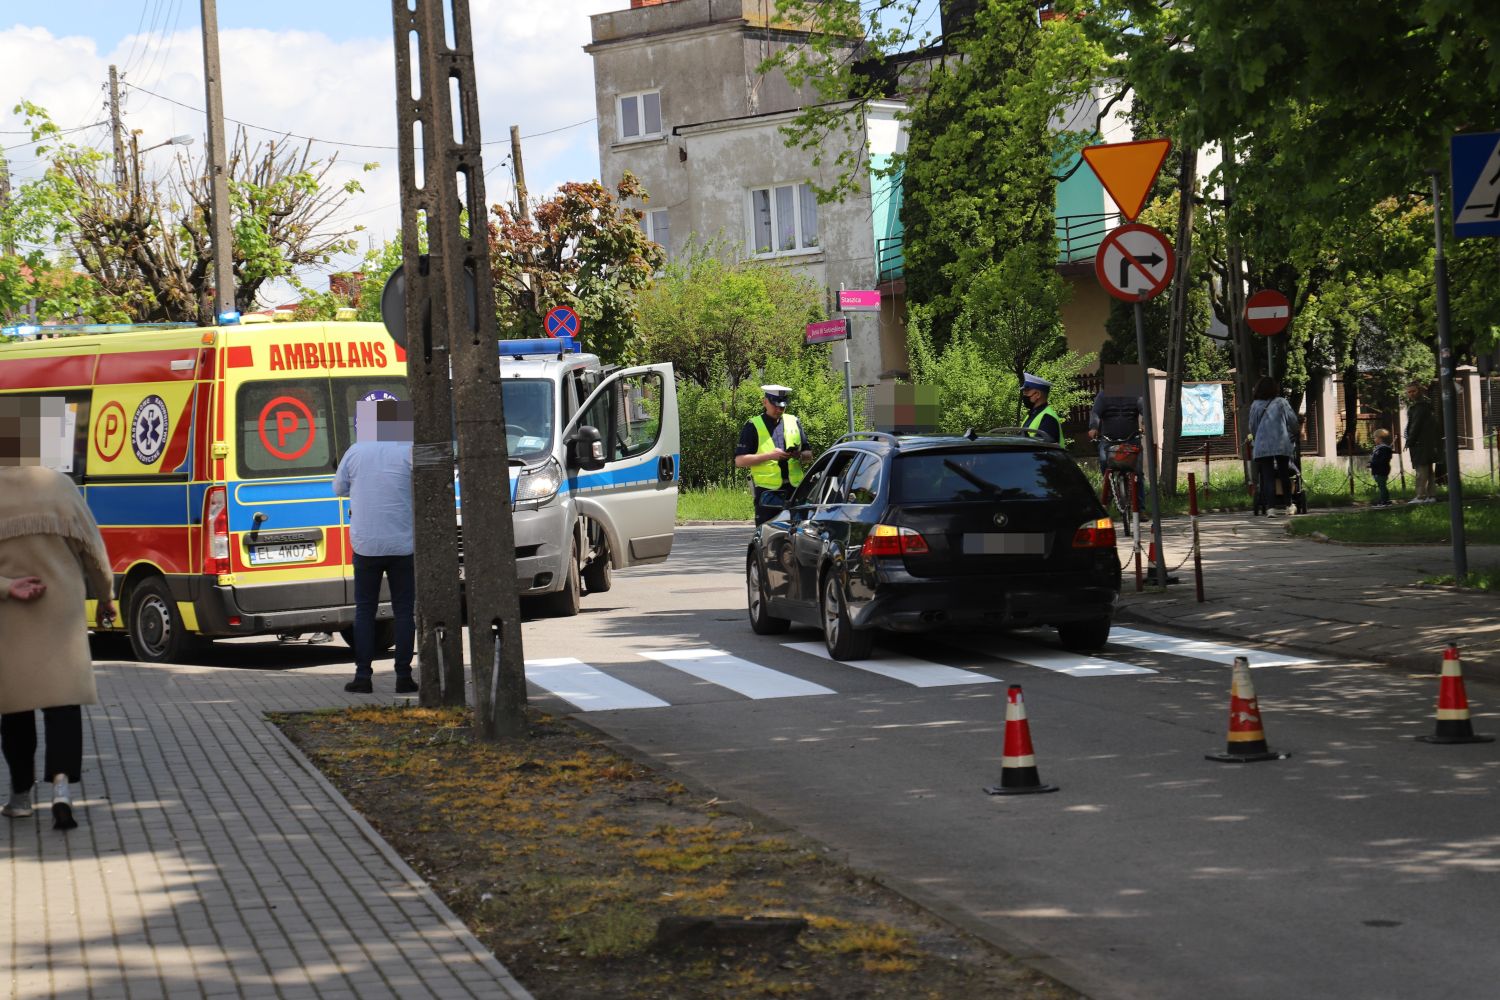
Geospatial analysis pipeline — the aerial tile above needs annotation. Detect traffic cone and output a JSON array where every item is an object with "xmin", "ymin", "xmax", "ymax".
[
  {"xmin": 1417, "ymin": 643, "xmax": 1494, "ymax": 744},
  {"xmin": 1206, "ymin": 657, "xmax": 1289, "ymax": 762},
  {"xmin": 984, "ymin": 686, "xmax": 1059, "ymax": 795}
]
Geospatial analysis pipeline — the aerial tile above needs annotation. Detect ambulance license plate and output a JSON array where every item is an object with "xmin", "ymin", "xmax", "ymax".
[{"xmin": 249, "ymin": 542, "xmax": 318, "ymax": 565}]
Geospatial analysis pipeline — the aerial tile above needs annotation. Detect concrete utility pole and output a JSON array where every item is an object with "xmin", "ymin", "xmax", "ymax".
[
  {"xmin": 1159, "ymin": 144, "xmax": 1198, "ymax": 496},
  {"xmin": 393, "ymin": 0, "xmax": 528, "ymax": 738},
  {"xmin": 199, "ymin": 0, "xmax": 235, "ymax": 319},
  {"xmin": 509, "ymin": 125, "xmax": 529, "ymax": 223},
  {"xmin": 109, "ymin": 65, "xmax": 128, "ymax": 191}
]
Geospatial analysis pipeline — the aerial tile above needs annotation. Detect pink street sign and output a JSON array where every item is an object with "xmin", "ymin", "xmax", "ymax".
[
  {"xmin": 838, "ymin": 289, "xmax": 881, "ymax": 312},
  {"xmin": 804, "ymin": 318, "xmax": 850, "ymax": 345}
]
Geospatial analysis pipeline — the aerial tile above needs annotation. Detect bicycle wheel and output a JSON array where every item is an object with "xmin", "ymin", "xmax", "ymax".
[{"xmin": 1110, "ymin": 471, "xmax": 1132, "ymax": 537}]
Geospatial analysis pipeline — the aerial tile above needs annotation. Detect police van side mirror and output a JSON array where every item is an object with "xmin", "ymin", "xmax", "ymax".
[{"xmin": 567, "ymin": 425, "xmax": 606, "ymax": 471}]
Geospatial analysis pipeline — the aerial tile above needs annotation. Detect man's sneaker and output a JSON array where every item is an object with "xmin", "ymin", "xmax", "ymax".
[
  {"xmin": 307, "ymin": 632, "xmax": 333, "ymax": 644},
  {"xmin": 395, "ymin": 677, "xmax": 419, "ymax": 695},
  {"xmin": 344, "ymin": 678, "xmax": 373, "ymax": 694},
  {"xmin": 3, "ymin": 792, "xmax": 33, "ymax": 818}
]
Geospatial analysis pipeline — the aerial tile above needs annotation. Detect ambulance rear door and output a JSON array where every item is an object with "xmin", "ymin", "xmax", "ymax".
[{"xmin": 565, "ymin": 363, "xmax": 678, "ymax": 567}]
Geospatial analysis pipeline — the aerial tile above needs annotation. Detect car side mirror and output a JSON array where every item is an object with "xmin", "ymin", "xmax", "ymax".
[
  {"xmin": 567, "ymin": 425, "xmax": 606, "ymax": 471},
  {"xmin": 755, "ymin": 490, "xmax": 788, "ymax": 520}
]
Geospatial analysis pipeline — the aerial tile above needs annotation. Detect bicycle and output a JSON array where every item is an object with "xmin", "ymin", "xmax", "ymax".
[{"xmin": 1099, "ymin": 434, "xmax": 1143, "ymax": 537}]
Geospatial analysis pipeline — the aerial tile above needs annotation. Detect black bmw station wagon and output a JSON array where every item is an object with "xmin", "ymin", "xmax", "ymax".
[{"xmin": 745, "ymin": 430, "xmax": 1122, "ymax": 660}]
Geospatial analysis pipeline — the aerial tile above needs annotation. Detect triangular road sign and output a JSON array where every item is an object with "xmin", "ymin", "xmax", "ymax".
[{"xmin": 1081, "ymin": 138, "xmax": 1172, "ymax": 222}]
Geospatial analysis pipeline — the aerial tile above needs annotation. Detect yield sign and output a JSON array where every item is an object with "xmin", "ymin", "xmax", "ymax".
[
  {"xmin": 1245, "ymin": 289, "xmax": 1291, "ymax": 336},
  {"xmin": 1095, "ymin": 223, "xmax": 1174, "ymax": 302},
  {"xmin": 1081, "ymin": 138, "xmax": 1172, "ymax": 222}
]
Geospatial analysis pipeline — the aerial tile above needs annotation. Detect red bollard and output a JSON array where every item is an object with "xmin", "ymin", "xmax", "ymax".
[{"xmin": 1188, "ymin": 472, "xmax": 1205, "ymax": 603}]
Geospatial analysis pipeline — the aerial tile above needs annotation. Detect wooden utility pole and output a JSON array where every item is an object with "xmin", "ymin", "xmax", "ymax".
[
  {"xmin": 509, "ymin": 125, "xmax": 529, "ymax": 223},
  {"xmin": 199, "ymin": 0, "xmax": 235, "ymax": 319},
  {"xmin": 109, "ymin": 65, "xmax": 128, "ymax": 191},
  {"xmin": 1159, "ymin": 144, "xmax": 1198, "ymax": 496},
  {"xmin": 393, "ymin": 0, "xmax": 527, "ymax": 738}
]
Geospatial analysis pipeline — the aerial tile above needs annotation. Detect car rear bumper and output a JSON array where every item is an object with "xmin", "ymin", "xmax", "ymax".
[{"xmin": 849, "ymin": 569, "xmax": 1119, "ymax": 633}]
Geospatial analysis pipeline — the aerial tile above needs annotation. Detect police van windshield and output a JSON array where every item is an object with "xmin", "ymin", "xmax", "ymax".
[{"xmin": 500, "ymin": 379, "xmax": 553, "ymax": 463}]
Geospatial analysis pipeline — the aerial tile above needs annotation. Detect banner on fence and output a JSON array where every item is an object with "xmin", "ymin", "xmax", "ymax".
[{"xmin": 1180, "ymin": 383, "xmax": 1225, "ymax": 436}]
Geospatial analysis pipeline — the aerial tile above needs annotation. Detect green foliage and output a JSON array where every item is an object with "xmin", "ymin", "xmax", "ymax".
[
  {"xmin": 905, "ymin": 302, "xmax": 1094, "ymax": 435},
  {"xmin": 353, "ymin": 238, "xmax": 406, "ymax": 323},
  {"xmin": 633, "ymin": 240, "xmax": 825, "ymax": 388},
  {"xmin": 676, "ymin": 351, "xmax": 861, "ymax": 490},
  {"xmin": 676, "ymin": 485, "xmax": 755, "ymax": 522}
]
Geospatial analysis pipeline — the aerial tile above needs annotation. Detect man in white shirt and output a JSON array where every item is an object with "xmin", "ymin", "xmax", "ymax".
[{"xmin": 333, "ymin": 399, "xmax": 417, "ymax": 694}]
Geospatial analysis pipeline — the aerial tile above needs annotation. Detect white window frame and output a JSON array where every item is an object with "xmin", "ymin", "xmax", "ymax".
[
  {"xmin": 747, "ymin": 182, "xmax": 821, "ymax": 258},
  {"xmin": 616, "ymin": 90, "xmax": 663, "ymax": 143},
  {"xmin": 641, "ymin": 208, "xmax": 670, "ymax": 257}
]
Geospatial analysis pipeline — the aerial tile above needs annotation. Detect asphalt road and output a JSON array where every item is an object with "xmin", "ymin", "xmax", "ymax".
[{"xmin": 517, "ymin": 525, "xmax": 1500, "ymax": 1000}]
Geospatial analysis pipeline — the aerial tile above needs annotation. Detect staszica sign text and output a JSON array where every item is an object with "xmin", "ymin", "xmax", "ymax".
[{"xmin": 838, "ymin": 289, "xmax": 881, "ymax": 312}]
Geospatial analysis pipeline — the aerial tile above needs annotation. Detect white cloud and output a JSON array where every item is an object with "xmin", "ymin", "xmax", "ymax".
[{"xmin": 1, "ymin": 1, "xmax": 619, "ymax": 307}]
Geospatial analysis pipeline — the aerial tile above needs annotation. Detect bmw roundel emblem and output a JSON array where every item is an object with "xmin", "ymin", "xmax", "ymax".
[
  {"xmin": 992, "ymin": 512, "xmax": 1008, "ymax": 527},
  {"xmin": 131, "ymin": 395, "xmax": 170, "ymax": 465}
]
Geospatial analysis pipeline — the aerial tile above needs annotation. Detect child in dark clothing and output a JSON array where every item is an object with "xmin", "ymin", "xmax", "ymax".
[{"xmin": 1369, "ymin": 428, "xmax": 1393, "ymax": 507}]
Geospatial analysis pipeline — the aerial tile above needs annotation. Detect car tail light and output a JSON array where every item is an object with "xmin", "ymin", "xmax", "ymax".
[
  {"xmin": 1072, "ymin": 518, "xmax": 1117, "ymax": 549},
  {"xmin": 204, "ymin": 486, "xmax": 231, "ymax": 574},
  {"xmin": 861, "ymin": 524, "xmax": 929, "ymax": 559}
]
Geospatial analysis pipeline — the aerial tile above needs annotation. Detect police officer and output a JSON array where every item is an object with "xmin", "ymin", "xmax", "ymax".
[
  {"xmin": 735, "ymin": 384, "xmax": 814, "ymax": 523},
  {"xmin": 1020, "ymin": 372, "xmax": 1065, "ymax": 445}
]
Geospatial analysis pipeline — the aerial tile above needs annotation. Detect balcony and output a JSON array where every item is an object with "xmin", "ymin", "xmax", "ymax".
[{"xmin": 1056, "ymin": 211, "xmax": 1121, "ymax": 265}]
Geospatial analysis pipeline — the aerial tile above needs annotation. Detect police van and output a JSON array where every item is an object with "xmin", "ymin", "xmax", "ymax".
[{"xmin": 0, "ymin": 319, "xmax": 678, "ymax": 662}]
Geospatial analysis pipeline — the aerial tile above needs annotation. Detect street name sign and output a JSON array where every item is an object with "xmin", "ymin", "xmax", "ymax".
[
  {"xmin": 1245, "ymin": 289, "xmax": 1291, "ymax": 336},
  {"xmin": 1452, "ymin": 131, "xmax": 1500, "ymax": 239},
  {"xmin": 838, "ymin": 289, "xmax": 881, "ymax": 312},
  {"xmin": 543, "ymin": 305, "xmax": 580, "ymax": 339},
  {"xmin": 1080, "ymin": 138, "xmax": 1172, "ymax": 222},
  {"xmin": 1095, "ymin": 223, "xmax": 1175, "ymax": 302},
  {"xmin": 805, "ymin": 318, "xmax": 850, "ymax": 345}
]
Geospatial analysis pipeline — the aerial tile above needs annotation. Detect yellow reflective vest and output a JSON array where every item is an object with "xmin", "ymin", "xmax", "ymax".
[
  {"xmin": 749, "ymin": 413, "xmax": 805, "ymax": 489},
  {"xmin": 1023, "ymin": 404, "xmax": 1067, "ymax": 447}
]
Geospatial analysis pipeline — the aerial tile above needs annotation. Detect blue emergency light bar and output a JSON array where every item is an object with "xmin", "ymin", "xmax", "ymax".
[
  {"xmin": 498, "ymin": 336, "xmax": 579, "ymax": 357},
  {"xmin": 1, "ymin": 322, "xmax": 196, "ymax": 339}
]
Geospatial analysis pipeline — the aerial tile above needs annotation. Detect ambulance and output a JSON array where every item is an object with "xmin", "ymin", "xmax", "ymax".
[{"xmin": 0, "ymin": 320, "xmax": 679, "ymax": 662}]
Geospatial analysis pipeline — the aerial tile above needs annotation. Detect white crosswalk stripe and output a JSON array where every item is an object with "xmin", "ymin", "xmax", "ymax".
[
  {"xmin": 782, "ymin": 642, "xmax": 1003, "ymax": 687},
  {"xmin": 636, "ymin": 647, "xmax": 836, "ymax": 699},
  {"xmin": 941, "ymin": 634, "xmax": 1158, "ymax": 676},
  {"xmin": 1107, "ymin": 627, "xmax": 1317, "ymax": 668},
  {"xmin": 525, "ymin": 657, "xmax": 669, "ymax": 711}
]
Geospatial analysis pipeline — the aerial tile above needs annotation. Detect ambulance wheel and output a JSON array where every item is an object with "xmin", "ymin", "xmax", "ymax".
[
  {"xmin": 582, "ymin": 547, "xmax": 613, "ymax": 595},
  {"xmin": 127, "ymin": 578, "xmax": 197, "ymax": 664},
  {"xmin": 538, "ymin": 541, "xmax": 582, "ymax": 618},
  {"xmin": 338, "ymin": 622, "xmax": 396, "ymax": 654}
]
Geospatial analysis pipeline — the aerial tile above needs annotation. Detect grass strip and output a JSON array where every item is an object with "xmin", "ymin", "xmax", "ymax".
[{"xmin": 1286, "ymin": 499, "xmax": 1500, "ymax": 544}]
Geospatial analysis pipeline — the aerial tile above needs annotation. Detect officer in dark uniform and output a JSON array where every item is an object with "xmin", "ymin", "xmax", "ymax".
[
  {"xmin": 734, "ymin": 384, "xmax": 814, "ymax": 523},
  {"xmin": 1020, "ymin": 372, "xmax": 1065, "ymax": 445}
]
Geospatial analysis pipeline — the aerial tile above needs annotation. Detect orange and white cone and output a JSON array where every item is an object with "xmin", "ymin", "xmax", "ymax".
[
  {"xmin": 1206, "ymin": 657, "xmax": 1289, "ymax": 763},
  {"xmin": 984, "ymin": 685, "xmax": 1059, "ymax": 795},
  {"xmin": 1417, "ymin": 643, "xmax": 1494, "ymax": 745}
]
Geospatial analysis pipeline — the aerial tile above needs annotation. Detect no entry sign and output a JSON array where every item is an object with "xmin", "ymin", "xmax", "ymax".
[
  {"xmin": 1095, "ymin": 224, "xmax": 1175, "ymax": 302},
  {"xmin": 1245, "ymin": 290, "xmax": 1291, "ymax": 336}
]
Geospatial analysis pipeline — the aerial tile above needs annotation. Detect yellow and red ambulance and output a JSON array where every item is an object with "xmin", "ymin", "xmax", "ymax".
[{"xmin": 0, "ymin": 319, "xmax": 679, "ymax": 662}]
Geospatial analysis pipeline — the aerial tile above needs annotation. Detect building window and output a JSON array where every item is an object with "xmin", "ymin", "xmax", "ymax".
[
  {"xmin": 617, "ymin": 91, "xmax": 662, "ymax": 141},
  {"xmin": 640, "ymin": 209, "xmax": 670, "ymax": 257},
  {"xmin": 749, "ymin": 183, "xmax": 820, "ymax": 256}
]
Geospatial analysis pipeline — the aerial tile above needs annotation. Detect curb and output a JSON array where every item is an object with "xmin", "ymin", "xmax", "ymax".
[{"xmin": 264, "ymin": 718, "xmax": 535, "ymax": 1000}]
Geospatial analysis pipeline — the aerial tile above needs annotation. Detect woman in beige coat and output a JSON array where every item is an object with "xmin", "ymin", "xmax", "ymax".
[{"xmin": 0, "ymin": 397, "xmax": 115, "ymax": 830}]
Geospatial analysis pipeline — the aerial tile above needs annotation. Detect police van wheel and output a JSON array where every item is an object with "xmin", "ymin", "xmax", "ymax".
[
  {"xmin": 127, "ymin": 578, "xmax": 196, "ymax": 664},
  {"xmin": 582, "ymin": 548, "xmax": 612, "ymax": 595},
  {"xmin": 539, "ymin": 541, "xmax": 582, "ymax": 618}
]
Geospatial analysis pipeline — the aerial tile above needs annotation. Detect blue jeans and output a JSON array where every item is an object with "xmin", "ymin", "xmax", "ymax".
[
  {"xmin": 1255, "ymin": 456, "xmax": 1292, "ymax": 511},
  {"xmin": 352, "ymin": 552, "xmax": 415, "ymax": 679}
]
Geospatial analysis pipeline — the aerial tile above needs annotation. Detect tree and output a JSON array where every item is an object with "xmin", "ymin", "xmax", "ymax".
[
  {"xmin": 488, "ymin": 174, "xmax": 663, "ymax": 363},
  {"xmin": 8, "ymin": 101, "xmax": 368, "ymax": 324},
  {"xmin": 633, "ymin": 241, "xmax": 825, "ymax": 388}
]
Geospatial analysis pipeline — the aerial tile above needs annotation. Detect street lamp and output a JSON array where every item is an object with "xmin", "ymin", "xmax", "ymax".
[
  {"xmin": 129, "ymin": 134, "xmax": 195, "ymax": 200},
  {"xmin": 141, "ymin": 134, "xmax": 195, "ymax": 154}
]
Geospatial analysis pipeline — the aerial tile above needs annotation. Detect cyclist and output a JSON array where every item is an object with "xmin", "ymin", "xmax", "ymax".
[{"xmin": 1089, "ymin": 390, "xmax": 1145, "ymax": 516}]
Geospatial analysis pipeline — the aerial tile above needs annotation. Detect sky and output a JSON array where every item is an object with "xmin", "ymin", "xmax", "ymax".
[{"xmin": 1, "ymin": 0, "xmax": 622, "ymax": 308}]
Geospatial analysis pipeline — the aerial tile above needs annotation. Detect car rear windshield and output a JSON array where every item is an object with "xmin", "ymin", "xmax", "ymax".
[{"xmin": 893, "ymin": 449, "xmax": 1089, "ymax": 503}]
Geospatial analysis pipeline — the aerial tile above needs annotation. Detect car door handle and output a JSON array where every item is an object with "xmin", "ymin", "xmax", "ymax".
[{"xmin": 658, "ymin": 455, "xmax": 675, "ymax": 482}]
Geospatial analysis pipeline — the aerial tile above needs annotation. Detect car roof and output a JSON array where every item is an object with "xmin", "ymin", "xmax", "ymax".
[{"xmin": 831, "ymin": 431, "xmax": 1061, "ymax": 456}]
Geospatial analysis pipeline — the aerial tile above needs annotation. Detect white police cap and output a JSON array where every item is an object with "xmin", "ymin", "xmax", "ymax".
[
  {"xmin": 1020, "ymin": 372, "xmax": 1052, "ymax": 393},
  {"xmin": 761, "ymin": 384, "xmax": 793, "ymax": 405}
]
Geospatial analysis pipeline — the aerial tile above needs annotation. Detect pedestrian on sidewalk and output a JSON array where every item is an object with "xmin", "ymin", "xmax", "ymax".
[
  {"xmin": 1369, "ymin": 428, "xmax": 1394, "ymax": 507},
  {"xmin": 1246, "ymin": 377, "xmax": 1300, "ymax": 517},
  {"xmin": 333, "ymin": 399, "xmax": 417, "ymax": 695},
  {"xmin": 0, "ymin": 397, "xmax": 116, "ymax": 830},
  {"xmin": 1404, "ymin": 381, "xmax": 1439, "ymax": 504}
]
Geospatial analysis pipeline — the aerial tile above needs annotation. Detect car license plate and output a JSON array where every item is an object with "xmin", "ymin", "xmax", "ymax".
[
  {"xmin": 962, "ymin": 533, "xmax": 1045, "ymax": 556},
  {"xmin": 248, "ymin": 542, "xmax": 319, "ymax": 565}
]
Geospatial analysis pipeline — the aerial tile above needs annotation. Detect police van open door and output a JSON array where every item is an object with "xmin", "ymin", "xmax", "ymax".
[{"xmin": 565, "ymin": 363, "xmax": 678, "ymax": 567}]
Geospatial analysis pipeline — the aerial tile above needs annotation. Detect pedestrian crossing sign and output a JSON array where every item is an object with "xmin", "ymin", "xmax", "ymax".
[{"xmin": 1451, "ymin": 131, "xmax": 1500, "ymax": 239}]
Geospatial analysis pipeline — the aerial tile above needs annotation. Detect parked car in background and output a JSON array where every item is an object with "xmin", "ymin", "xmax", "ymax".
[{"xmin": 745, "ymin": 430, "xmax": 1121, "ymax": 660}]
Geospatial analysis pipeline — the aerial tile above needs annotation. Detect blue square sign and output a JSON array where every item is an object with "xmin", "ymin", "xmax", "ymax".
[{"xmin": 1452, "ymin": 131, "xmax": 1500, "ymax": 239}]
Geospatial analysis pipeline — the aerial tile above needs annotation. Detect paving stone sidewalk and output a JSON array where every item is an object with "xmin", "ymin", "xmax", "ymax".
[
  {"xmin": 2, "ymin": 653, "xmax": 531, "ymax": 1000},
  {"xmin": 1118, "ymin": 509, "xmax": 1500, "ymax": 679}
]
